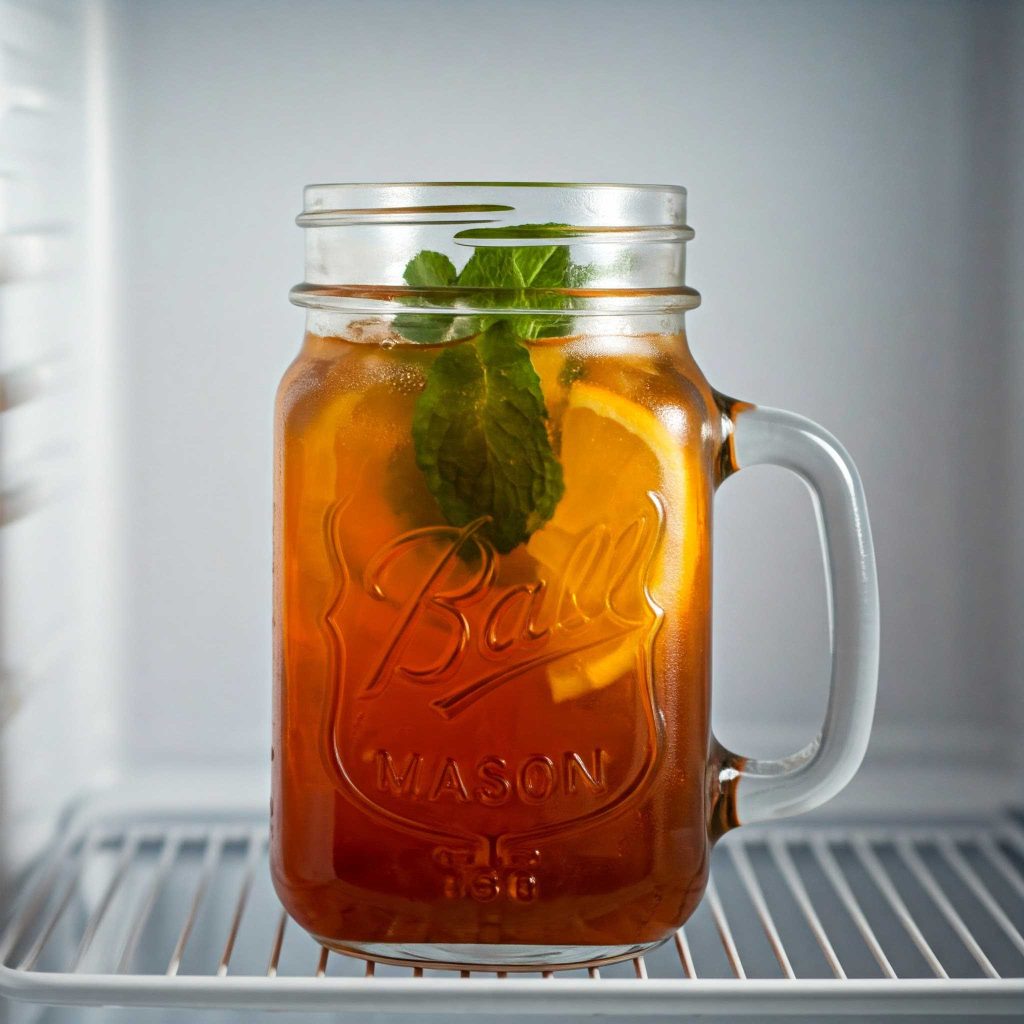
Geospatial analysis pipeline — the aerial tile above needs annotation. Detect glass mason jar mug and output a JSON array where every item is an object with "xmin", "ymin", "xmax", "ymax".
[{"xmin": 272, "ymin": 183, "xmax": 879, "ymax": 970}]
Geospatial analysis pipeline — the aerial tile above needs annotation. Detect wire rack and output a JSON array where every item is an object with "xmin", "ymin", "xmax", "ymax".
[{"xmin": 1, "ymin": 798, "xmax": 1022, "ymax": 1017}]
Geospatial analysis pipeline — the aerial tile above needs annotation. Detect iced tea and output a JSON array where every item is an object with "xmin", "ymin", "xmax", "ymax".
[{"xmin": 272, "ymin": 325, "xmax": 727, "ymax": 964}]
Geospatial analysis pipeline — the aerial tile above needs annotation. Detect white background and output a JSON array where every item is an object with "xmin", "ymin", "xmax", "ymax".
[{"xmin": 97, "ymin": 0, "xmax": 1023, "ymax": 807}]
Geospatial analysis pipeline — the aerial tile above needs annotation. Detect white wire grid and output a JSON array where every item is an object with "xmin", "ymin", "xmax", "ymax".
[{"xmin": 1, "ymin": 808, "xmax": 1022, "ymax": 1016}]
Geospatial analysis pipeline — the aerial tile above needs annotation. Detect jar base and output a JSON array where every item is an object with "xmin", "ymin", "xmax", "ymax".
[{"xmin": 315, "ymin": 938, "xmax": 663, "ymax": 972}]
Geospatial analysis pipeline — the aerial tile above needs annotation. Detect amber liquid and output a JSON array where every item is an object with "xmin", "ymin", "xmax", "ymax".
[{"xmin": 272, "ymin": 327, "xmax": 727, "ymax": 956}]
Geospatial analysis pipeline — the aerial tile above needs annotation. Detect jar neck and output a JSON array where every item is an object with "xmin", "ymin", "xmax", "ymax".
[{"xmin": 291, "ymin": 183, "xmax": 700, "ymax": 318}]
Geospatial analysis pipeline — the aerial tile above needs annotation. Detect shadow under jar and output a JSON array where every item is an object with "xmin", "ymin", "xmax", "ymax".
[{"xmin": 272, "ymin": 183, "xmax": 879, "ymax": 970}]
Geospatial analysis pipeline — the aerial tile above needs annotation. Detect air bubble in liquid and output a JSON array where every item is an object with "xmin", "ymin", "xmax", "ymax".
[{"xmin": 380, "ymin": 338, "xmax": 396, "ymax": 351}]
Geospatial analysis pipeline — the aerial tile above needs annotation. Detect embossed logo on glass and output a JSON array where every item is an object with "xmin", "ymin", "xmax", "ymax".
[{"xmin": 320, "ymin": 496, "xmax": 666, "ymax": 900}]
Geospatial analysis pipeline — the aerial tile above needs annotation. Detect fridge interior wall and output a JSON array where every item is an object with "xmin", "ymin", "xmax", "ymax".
[
  {"xmin": 2, "ymin": 0, "xmax": 1023, "ymax": 880},
  {"xmin": 0, "ymin": 0, "xmax": 121, "ymax": 874}
]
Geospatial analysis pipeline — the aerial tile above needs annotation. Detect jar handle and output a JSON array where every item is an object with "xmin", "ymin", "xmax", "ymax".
[{"xmin": 711, "ymin": 405, "xmax": 880, "ymax": 832}]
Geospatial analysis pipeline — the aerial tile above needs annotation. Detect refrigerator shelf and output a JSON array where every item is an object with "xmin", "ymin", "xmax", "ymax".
[{"xmin": 1, "ymin": 792, "xmax": 1022, "ymax": 1017}]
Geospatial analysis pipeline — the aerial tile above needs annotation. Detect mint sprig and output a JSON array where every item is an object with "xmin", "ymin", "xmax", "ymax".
[
  {"xmin": 397, "ymin": 228, "xmax": 586, "ymax": 551},
  {"xmin": 394, "ymin": 226, "xmax": 585, "ymax": 344}
]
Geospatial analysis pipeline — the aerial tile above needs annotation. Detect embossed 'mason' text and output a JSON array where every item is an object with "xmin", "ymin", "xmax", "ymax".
[{"xmin": 374, "ymin": 749, "xmax": 609, "ymax": 805}]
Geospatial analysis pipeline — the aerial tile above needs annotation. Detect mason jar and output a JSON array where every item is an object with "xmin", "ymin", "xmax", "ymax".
[{"xmin": 272, "ymin": 183, "xmax": 879, "ymax": 970}]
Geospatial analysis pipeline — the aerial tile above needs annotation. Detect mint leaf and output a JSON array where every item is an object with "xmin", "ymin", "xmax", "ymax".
[
  {"xmin": 393, "ymin": 250, "xmax": 459, "ymax": 344},
  {"xmin": 411, "ymin": 322, "xmax": 564, "ymax": 553},
  {"xmin": 458, "ymin": 242, "xmax": 570, "ymax": 292},
  {"xmin": 403, "ymin": 250, "xmax": 457, "ymax": 288},
  {"xmin": 457, "ymin": 231, "xmax": 574, "ymax": 340}
]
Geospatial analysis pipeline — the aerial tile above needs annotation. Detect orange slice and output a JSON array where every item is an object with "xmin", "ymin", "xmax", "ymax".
[{"xmin": 527, "ymin": 383, "xmax": 687, "ymax": 701}]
